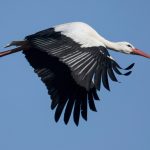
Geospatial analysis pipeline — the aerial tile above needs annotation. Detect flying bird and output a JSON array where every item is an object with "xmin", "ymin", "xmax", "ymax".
[{"xmin": 0, "ymin": 22, "xmax": 150, "ymax": 126}]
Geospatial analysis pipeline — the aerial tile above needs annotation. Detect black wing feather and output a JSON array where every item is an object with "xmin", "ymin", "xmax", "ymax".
[
  {"xmin": 88, "ymin": 89, "xmax": 97, "ymax": 112},
  {"xmin": 102, "ymin": 67, "xmax": 110, "ymax": 91},
  {"xmin": 55, "ymin": 98, "xmax": 68, "ymax": 122},
  {"xmin": 125, "ymin": 63, "xmax": 135, "ymax": 70},
  {"xmin": 73, "ymin": 99, "xmax": 81, "ymax": 126},
  {"xmin": 94, "ymin": 65, "xmax": 102, "ymax": 90},
  {"xmin": 81, "ymin": 97, "xmax": 87, "ymax": 121},
  {"xmin": 64, "ymin": 97, "xmax": 75, "ymax": 124},
  {"xmin": 92, "ymin": 88, "xmax": 100, "ymax": 100},
  {"xmin": 107, "ymin": 67, "xmax": 118, "ymax": 82}
]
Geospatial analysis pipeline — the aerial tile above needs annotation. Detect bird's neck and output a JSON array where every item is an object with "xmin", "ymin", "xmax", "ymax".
[
  {"xmin": 98, "ymin": 35, "xmax": 121, "ymax": 51},
  {"xmin": 105, "ymin": 40, "xmax": 120, "ymax": 51}
]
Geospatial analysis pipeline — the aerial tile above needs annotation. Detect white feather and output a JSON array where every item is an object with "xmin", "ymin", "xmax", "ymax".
[{"xmin": 54, "ymin": 22, "xmax": 106, "ymax": 48}]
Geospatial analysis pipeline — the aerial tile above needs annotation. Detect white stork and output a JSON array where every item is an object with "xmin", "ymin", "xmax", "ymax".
[{"xmin": 0, "ymin": 22, "xmax": 150, "ymax": 126}]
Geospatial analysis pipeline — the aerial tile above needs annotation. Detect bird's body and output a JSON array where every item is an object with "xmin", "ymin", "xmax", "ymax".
[{"xmin": 0, "ymin": 22, "xmax": 150, "ymax": 126}]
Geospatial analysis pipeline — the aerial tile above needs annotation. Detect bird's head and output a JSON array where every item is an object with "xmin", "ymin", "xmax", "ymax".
[{"xmin": 116, "ymin": 42, "xmax": 150, "ymax": 59}]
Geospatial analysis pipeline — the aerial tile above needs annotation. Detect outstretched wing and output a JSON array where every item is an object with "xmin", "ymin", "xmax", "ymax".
[{"xmin": 23, "ymin": 27, "xmax": 134, "ymax": 125}]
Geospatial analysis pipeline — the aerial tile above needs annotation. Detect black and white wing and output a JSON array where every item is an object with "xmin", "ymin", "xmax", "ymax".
[{"xmin": 23, "ymin": 27, "xmax": 134, "ymax": 126}]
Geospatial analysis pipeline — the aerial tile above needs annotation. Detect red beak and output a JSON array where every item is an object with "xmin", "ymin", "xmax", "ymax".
[{"xmin": 132, "ymin": 48, "xmax": 150, "ymax": 59}]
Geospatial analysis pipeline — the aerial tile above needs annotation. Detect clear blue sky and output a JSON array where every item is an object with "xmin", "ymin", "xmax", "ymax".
[{"xmin": 0, "ymin": 0, "xmax": 150, "ymax": 150}]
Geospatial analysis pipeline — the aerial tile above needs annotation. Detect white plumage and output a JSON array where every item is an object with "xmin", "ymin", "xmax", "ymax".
[{"xmin": 55, "ymin": 22, "xmax": 106, "ymax": 48}]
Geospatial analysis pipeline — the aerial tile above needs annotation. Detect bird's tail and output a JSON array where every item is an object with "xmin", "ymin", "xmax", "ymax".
[
  {"xmin": 0, "ymin": 40, "xmax": 28, "ymax": 57},
  {"xmin": 4, "ymin": 40, "xmax": 26, "ymax": 48}
]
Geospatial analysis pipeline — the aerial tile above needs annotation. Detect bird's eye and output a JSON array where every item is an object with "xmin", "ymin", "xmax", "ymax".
[{"xmin": 127, "ymin": 44, "xmax": 132, "ymax": 48}]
